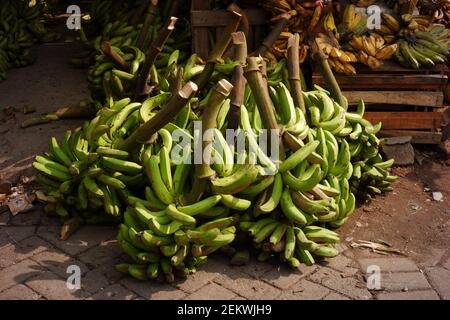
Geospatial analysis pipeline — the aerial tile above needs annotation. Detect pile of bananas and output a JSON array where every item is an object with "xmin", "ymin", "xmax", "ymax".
[
  {"xmin": 72, "ymin": 0, "xmax": 190, "ymax": 103},
  {"xmin": 258, "ymin": 0, "xmax": 323, "ymax": 61},
  {"xmin": 395, "ymin": 24, "xmax": 450, "ymax": 69},
  {"xmin": 71, "ymin": 20, "xmax": 143, "ymax": 68},
  {"xmin": 0, "ymin": 0, "xmax": 59, "ymax": 81},
  {"xmin": 33, "ymin": 44, "xmax": 396, "ymax": 281},
  {"xmin": 337, "ymin": 4, "xmax": 368, "ymax": 36},
  {"xmin": 316, "ymin": 32, "xmax": 358, "ymax": 75},
  {"xmin": 348, "ymin": 33, "xmax": 398, "ymax": 69}
]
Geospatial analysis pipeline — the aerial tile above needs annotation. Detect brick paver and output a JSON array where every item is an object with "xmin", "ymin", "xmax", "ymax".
[
  {"xmin": 0, "ymin": 236, "xmax": 48, "ymax": 268},
  {"xmin": 184, "ymin": 283, "xmax": 237, "ymax": 300},
  {"xmin": 175, "ymin": 269, "xmax": 220, "ymax": 294},
  {"xmin": 26, "ymin": 271, "xmax": 89, "ymax": 300},
  {"xmin": 0, "ymin": 217, "xmax": 448, "ymax": 300},
  {"xmin": 0, "ymin": 259, "xmax": 42, "ymax": 292},
  {"xmin": 376, "ymin": 290, "xmax": 440, "ymax": 300},
  {"xmin": 77, "ymin": 239, "xmax": 123, "ymax": 268},
  {"xmin": 37, "ymin": 225, "xmax": 116, "ymax": 256},
  {"xmin": 80, "ymin": 267, "xmax": 111, "ymax": 295},
  {"xmin": 309, "ymin": 267, "xmax": 371, "ymax": 299},
  {"xmin": 277, "ymin": 280, "xmax": 330, "ymax": 300},
  {"xmin": 262, "ymin": 265, "xmax": 313, "ymax": 290},
  {"xmin": 214, "ymin": 271, "xmax": 281, "ymax": 300},
  {"xmin": 358, "ymin": 257, "xmax": 419, "ymax": 273},
  {"xmin": 425, "ymin": 267, "xmax": 450, "ymax": 299},
  {"xmin": 31, "ymin": 249, "xmax": 89, "ymax": 279},
  {"xmin": 89, "ymin": 284, "xmax": 136, "ymax": 300},
  {"xmin": 443, "ymin": 256, "xmax": 450, "ymax": 271},
  {"xmin": 323, "ymin": 292, "xmax": 351, "ymax": 300},
  {"xmin": 379, "ymin": 272, "xmax": 431, "ymax": 291},
  {"xmin": 320, "ymin": 254, "xmax": 359, "ymax": 276},
  {"xmin": 0, "ymin": 284, "xmax": 41, "ymax": 300},
  {"xmin": 121, "ymin": 277, "xmax": 187, "ymax": 300},
  {"xmin": 0, "ymin": 226, "xmax": 35, "ymax": 249}
]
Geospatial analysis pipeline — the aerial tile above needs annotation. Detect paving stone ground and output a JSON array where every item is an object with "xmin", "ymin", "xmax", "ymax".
[{"xmin": 0, "ymin": 215, "xmax": 448, "ymax": 300}]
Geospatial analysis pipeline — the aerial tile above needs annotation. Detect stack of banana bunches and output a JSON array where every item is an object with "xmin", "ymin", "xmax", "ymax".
[
  {"xmin": 33, "ymin": 42, "xmax": 396, "ymax": 282},
  {"xmin": 259, "ymin": 1, "xmax": 450, "ymax": 74},
  {"xmin": 0, "ymin": 0, "xmax": 59, "ymax": 81},
  {"xmin": 71, "ymin": 0, "xmax": 190, "ymax": 104}
]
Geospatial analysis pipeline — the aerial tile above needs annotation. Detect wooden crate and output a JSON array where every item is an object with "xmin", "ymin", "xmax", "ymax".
[
  {"xmin": 313, "ymin": 62, "xmax": 448, "ymax": 144},
  {"xmin": 190, "ymin": 0, "xmax": 268, "ymax": 59}
]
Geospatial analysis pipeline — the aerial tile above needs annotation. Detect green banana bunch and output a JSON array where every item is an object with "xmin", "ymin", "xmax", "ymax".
[
  {"xmin": 72, "ymin": 0, "xmax": 192, "ymax": 104},
  {"xmin": 394, "ymin": 25, "xmax": 450, "ymax": 69},
  {"xmin": 0, "ymin": 0, "xmax": 59, "ymax": 81},
  {"xmin": 35, "ymin": 42, "xmax": 396, "ymax": 282}
]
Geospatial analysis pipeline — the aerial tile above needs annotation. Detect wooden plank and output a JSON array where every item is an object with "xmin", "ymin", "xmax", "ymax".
[
  {"xmin": 343, "ymin": 91, "xmax": 444, "ymax": 108},
  {"xmin": 364, "ymin": 112, "xmax": 444, "ymax": 130},
  {"xmin": 313, "ymin": 74, "xmax": 447, "ymax": 90},
  {"xmin": 191, "ymin": 0, "xmax": 211, "ymax": 60},
  {"xmin": 191, "ymin": 9, "xmax": 268, "ymax": 27},
  {"xmin": 379, "ymin": 130, "xmax": 442, "ymax": 144},
  {"xmin": 353, "ymin": 61, "xmax": 448, "ymax": 74}
]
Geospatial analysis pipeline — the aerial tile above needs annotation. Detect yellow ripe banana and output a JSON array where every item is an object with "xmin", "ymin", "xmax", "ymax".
[
  {"xmin": 358, "ymin": 50, "xmax": 369, "ymax": 65},
  {"xmin": 329, "ymin": 47, "xmax": 343, "ymax": 59},
  {"xmin": 308, "ymin": 6, "xmax": 322, "ymax": 32},
  {"xmin": 349, "ymin": 35, "xmax": 364, "ymax": 51},
  {"xmin": 362, "ymin": 37, "xmax": 377, "ymax": 56},
  {"xmin": 378, "ymin": 24, "xmax": 395, "ymax": 35},
  {"xmin": 382, "ymin": 13, "xmax": 400, "ymax": 32},
  {"xmin": 349, "ymin": 11, "xmax": 363, "ymax": 30},
  {"xmin": 367, "ymin": 56, "xmax": 383, "ymax": 69},
  {"xmin": 344, "ymin": 51, "xmax": 358, "ymax": 63},
  {"xmin": 319, "ymin": 42, "xmax": 333, "ymax": 56},
  {"xmin": 371, "ymin": 33, "xmax": 385, "ymax": 49},
  {"xmin": 342, "ymin": 63, "xmax": 356, "ymax": 75},
  {"xmin": 343, "ymin": 4, "xmax": 356, "ymax": 30},
  {"xmin": 383, "ymin": 35, "xmax": 396, "ymax": 44},
  {"xmin": 337, "ymin": 51, "xmax": 352, "ymax": 63},
  {"xmin": 323, "ymin": 13, "xmax": 336, "ymax": 32},
  {"xmin": 332, "ymin": 58, "xmax": 346, "ymax": 74},
  {"xmin": 375, "ymin": 44, "xmax": 398, "ymax": 60}
]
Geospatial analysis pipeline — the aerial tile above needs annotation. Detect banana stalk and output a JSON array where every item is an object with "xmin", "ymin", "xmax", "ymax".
[
  {"xmin": 287, "ymin": 33, "xmax": 306, "ymax": 115},
  {"xmin": 118, "ymin": 82, "xmax": 198, "ymax": 150},
  {"xmin": 253, "ymin": 13, "xmax": 291, "ymax": 57},
  {"xmin": 135, "ymin": 16, "xmax": 178, "ymax": 99},
  {"xmin": 227, "ymin": 32, "xmax": 248, "ymax": 131}
]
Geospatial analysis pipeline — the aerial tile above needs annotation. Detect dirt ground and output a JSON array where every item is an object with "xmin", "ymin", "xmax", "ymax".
[
  {"xmin": 0, "ymin": 41, "xmax": 449, "ymax": 271},
  {"xmin": 341, "ymin": 159, "xmax": 450, "ymax": 266},
  {"xmin": 0, "ymin": 42, "xmax": 89, "ymax": 183}
]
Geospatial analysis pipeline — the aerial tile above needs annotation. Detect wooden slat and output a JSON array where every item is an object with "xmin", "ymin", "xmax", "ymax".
[
  {"xmin": 379, "ymin": 130, "xmax": 442, "ymax": 144},
  {"xmin": 352, "ymin": 61, "xmax": 448, "ymax": 74},
  {"xmin": 364, "ymin": 112, "xmax": 444, "ymax": 130},
  {"xmin": 191, "ymin": 9, "xmax": 268, "ymax": 27},
  {"xmin": 313, "ymin": 74, "xmax": 447, "ymax": 90},
  {"xmin": 191, "ymin": 0, "xmax": 211, "ymax": 60},
  {"xmin": 343, "ymin": 91, "xmax": 444, "ymax": 108}
]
